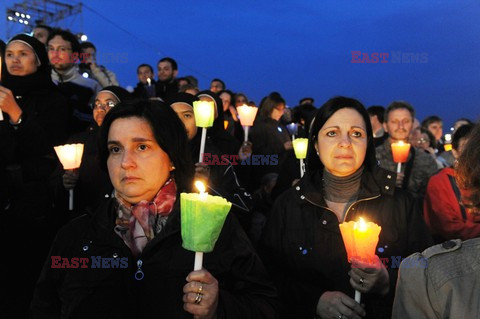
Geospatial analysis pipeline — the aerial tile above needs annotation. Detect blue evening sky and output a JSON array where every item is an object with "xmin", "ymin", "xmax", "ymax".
[{"xmin": 2, "ymin": 0, "xmax": 480, "ymax": 128}]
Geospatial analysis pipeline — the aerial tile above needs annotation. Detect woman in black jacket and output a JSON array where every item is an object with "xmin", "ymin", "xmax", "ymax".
[
  {"xmin": 0, "ymin": 34, "xmax": 69, "ymax": 316},
  {"xmin": 261, "ymin": 97, "xmax": 432, "ymax": 319},
  {"xmin": 54, "ymin": 86, "xmax": 132, "ymax": 219},
  {"xmin": 31, "ymin": 100, "xmax": 278, "ymax": 319}
]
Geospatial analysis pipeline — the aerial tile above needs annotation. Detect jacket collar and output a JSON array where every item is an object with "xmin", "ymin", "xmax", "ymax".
[{"xmin": 297, "ymin": 166, "xmax": 396, "ymax": 207}]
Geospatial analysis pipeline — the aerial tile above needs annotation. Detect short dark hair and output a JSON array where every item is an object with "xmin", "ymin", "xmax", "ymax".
[
  {"xmin": 421, "ymin": 115, "xmax": 443, "ymax": 130},
  {"xmin": 137, "ymin": 63, "xmax": 153, "ymax": 74},
  {"xmin": 79, "ymin": 41, "xmax": 96, "ymax": 51},
  {"xmin": 158, "ymin": 57, "xmax": 178, "ymax": 71},
  {"xmin": 367, "ymin": 105, "xmax": 385, "ymax": 123},
  {"xmin": 34, "ymin": 24, "xmax": 53, "ymax": 33},
  {"xmin": 307, "ymin": 96, "xmax": 376, "ymax": 173},
  {"xmin": 384, "ymin": 101, "xmax": 415, "ymax": 122},
  {"xmin": 211, "ymin": 78, "xmax": 226, "ymax": 90},
  {"xmin": 452, "ymin": 123, "xmax": 474, "ymax": 150},
  {"xmin": 47, "ymin": 28, "xmax": 81, "ymax": 54},
  {"xmin": 98, "ymin": 100, "xmax": 194, "ymax": 192}
]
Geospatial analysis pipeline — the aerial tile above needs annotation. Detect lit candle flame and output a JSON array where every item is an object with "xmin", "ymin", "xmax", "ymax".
[
  {"xmin": 147, "ymin": 78, "xmax": 151, "ymax": 86},
  {"xmin": 397, "ymin": 140, "xmax": 405, "ymax": 146},
  {"xmin": 195, "ymin": 181, "xmax": 205, "ymax": 194},
  {"xmin": 355, "ymin": 217, "xmax": 368, "ymax": 232}
]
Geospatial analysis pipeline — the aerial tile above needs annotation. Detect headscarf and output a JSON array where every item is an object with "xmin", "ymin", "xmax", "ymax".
[
  {"xmin": 2, "ymin": 34, "xmax": 56, "ymax": 96},
  {"xmin": 196, "ymin": 90, "xmax": 240, "ymax": 156},
  {"xmin": 95, "ymin": 85, "xmax": 133, "ymax": 105}
]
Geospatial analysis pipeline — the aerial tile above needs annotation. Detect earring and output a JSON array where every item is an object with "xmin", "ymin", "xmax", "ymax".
[
  {"xmin": 316, "ymin": 151, "xmax": 319, "ymax": 155},
  {"xmin": 171, "ymin": 165, "xmax": 176, "ymax": 171}
]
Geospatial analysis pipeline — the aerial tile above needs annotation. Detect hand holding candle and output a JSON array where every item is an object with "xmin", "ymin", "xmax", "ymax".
[
  {"xmin": 339, "ymin": 217, "xmax": 382, "ymax": 303},
  {"xmin": 391, "ymin": 140, "xmax": 411, "ymax": 173},
  {"xmin": 236, "ymin": 104, "xmax": 258, "ymax": 142},
  {"xmin": 54, "ymin": 143, "xmax": 84, "ymax": 210},
  {"xmin": 193, "ymin": 101, "xmax": 215, "ymax": 163},
  {"xmin": 444, "ymin": 133, "xmax": 452, "ymax": 151},
  {"xmin": 292, "ymin": 138, "xmax": 308, "ymax": 177},
  {"xmin": 181, "ymin": 181, "xmax": 232, "ymax": 270}
]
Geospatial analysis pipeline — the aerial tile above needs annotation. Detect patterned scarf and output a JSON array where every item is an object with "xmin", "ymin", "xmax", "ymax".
[{"xmin": 114, "ymin": 178, "xmax": 177, "ymax": 256}]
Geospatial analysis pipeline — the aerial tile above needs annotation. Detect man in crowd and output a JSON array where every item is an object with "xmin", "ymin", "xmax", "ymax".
[
  {"xmin": 367, "ymin": 105, "xmax": 387, "ymax": 146},
  {"xmin": 47, "ymin": 29, "xmax": 101, "ymax": 133},
  {"xmin": 210, "ymin": 78, "xmax": 226, "ymax": 93},
  {"xmin": 32, "ymin": 24, "xmax": 52, "ymax": 45},
  {"xmin": 78, "ymin": 41, "xmax": 119, "ymax": 87},
  {"xmin": 376, "ymin": 101, "xmax": 438, "ymax": 198},
  {"xmin": 155, "ymin": 56, "xmax": 179, "ymax": 101},
  {"xmin": 422, "ymin": 115, "xmax": 444, "ymax": 153},
  {"xmin": 133, "ymin": 63, "xmax": 156, "ymax": 99}
]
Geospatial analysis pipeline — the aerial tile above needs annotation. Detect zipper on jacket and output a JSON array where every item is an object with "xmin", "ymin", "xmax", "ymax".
[
  {"xmin": 343, "ymin": 195, "xmax": 381, "ymax": 222},
  {"xmin": 303, "ymin": 194, "xmax": 380, "ymax": 222},
  {"xmin": 134, "ymin": 259, "xmax": 144, "ymax": 281}
]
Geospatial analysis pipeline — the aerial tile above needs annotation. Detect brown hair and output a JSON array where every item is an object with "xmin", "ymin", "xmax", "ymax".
[{"xmin": 456, "ymin": 121, "xmax": 480, "ymax": 212}]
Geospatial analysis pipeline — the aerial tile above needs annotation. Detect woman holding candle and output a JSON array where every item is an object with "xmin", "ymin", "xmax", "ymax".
[
  {"xmin": 32, "ymin": 100, "xmax": 278, "ymax": 318},
  {"xmin": 196, "ymin": 90, "xmax": 241, "ymax": 157},
  {"xmin": 261, "ymin": 96, "xmax": 432, "ymax": 319},
  {"xmin": 0, "ymin": 34, "xmax": 69, "ymax": 316},
  {"xmin": 54, "ymin": 86, "xmax": 132, "ymax": 217},
  {"xmin": 168, "ymin": 93, "xmax": 253, "ymax": 232}
]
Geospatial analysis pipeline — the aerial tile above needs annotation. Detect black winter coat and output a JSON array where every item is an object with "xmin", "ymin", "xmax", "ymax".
[
  {"xmin": 261, "ymin": 167, "xmax": 433, "ymax": 319},
  {"xmin": 31, "ymin": 199, "xmax": 279, "ymax": 319}
]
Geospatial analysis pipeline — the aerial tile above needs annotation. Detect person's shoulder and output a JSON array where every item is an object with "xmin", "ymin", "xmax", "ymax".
[{"xmin": 408, "ymin": 239, "xmax": 480, "ymax": 288}]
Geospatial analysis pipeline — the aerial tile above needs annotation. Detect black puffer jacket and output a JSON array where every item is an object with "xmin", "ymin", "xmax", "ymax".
[
  {"xmin": 261, "ymin": 167, "xmax": 433, "ymax": 319},
  {"xmin": 31, "ymin": 199, "xmax": 279, "ymax": 319}
]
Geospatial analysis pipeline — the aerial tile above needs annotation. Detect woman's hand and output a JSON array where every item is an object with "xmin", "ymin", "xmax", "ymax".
[
  {"xmin": 0, "ymin": 86, "xmax": 22, "ymax": 123},
  {"xmin": 183, "ymin": 269, "xmax": 219, "ymax": 319},
  {"xmin": 395, "ymin": 172, "xmax": 404, "ymax": 187},
  {"xmin": 194, "ymin": 162, "xmax": 211, "ymax": 181},
  {"xmin": 62, "ymin": 170, "xmax": 79, "ymax": 190},
  {"xmin": 238, "ymin": 141, "xmax": 252, "ymax": 161},
  {"xmin": 349, "ymin": 256, "xmax": 390, "ymax": 296},
  {"xmin": 284, "ymin": 141, "xmax": 293, "ymax": 150},
  {"xmin": 317, "ymin": 291, "xmax": 365, "ymax": 319}
]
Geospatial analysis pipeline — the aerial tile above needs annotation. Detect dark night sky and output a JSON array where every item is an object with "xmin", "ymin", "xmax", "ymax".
[{"xmin": 2, "ymin": 0, "xmax": 480, "ymax": 129}]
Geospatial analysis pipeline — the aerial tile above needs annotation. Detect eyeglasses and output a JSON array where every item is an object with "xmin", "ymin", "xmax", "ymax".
[
  {"xmin": 417, "ymin": 138, "xmax": 429, "ymax": 144},
  {"xmin": 93, "ymin": 101, "xmax": 116, "ymax": 110},
  {"xmin": 47, "ymin": 46, "xmax": 72, "ymax": 53}
]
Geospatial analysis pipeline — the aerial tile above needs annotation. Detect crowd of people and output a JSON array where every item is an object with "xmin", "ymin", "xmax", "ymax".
[{"xmin": 0, "ymin": 26, "xmax": 479, "ymax": 319}]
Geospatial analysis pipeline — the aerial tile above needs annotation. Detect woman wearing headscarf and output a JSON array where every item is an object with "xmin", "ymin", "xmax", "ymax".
[
  {"xmin": 168, "ymin": 93, "xmax": 253, "ymax": 232},
  {"xmin": 0, "ymin": 34, "xmax": 69, "ymax": 316},
  {"xmin": 196, "ymin": 90, "xmax": 241, "ymax": 156},
  {"xmin": 31, "ymin": 99, "xmax": 278, "ymax": 319},
  {"xmin": 54, "ymin": 86, "xmax": 132, "ymax": 218},
  {"xmin": 261, "ymin": 97, "xmax": 432, "ymax": 319}
]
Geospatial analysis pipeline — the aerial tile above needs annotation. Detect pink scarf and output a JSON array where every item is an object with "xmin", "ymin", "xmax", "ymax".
[{"xmin": 114, "ymin": 178, "xmax": 177, "ymax": 256}]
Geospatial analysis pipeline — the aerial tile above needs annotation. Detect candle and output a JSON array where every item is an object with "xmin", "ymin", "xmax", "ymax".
[
  {"xmin": 339, "ymin": 217, "xmax": 382, "ymax": 303},
  {"xmin": 391, "ymin": 140, "xmax": 411, "ymax": 173},
  {"xmin": 286, "ymin": 123, "xmax": 298, "ymax": 138},
  {"xmin": 224, "ymin": 120, "xmax": 229, "ymax": 130},
  {"xmin": 444, "ymin": 134, "xmax": 452, "ymax": 151},
  {"xmin": 54, "ymin": 144, "xmax": 84, "ymax": 170},
  {"xmin": 146, "ymin": 77, "xmax": 151, "ymax": 86},
  {"xmin": 293, "ymin": 138, "xmax": 308, "ymax": 177},
  {"xmin": 193, "ymin": 101, "xmax": 215, "ymax": 163},
  {"xmin": 181, "ymin": 181, "xmax": 232, "ymax": 270},
  {"xmin": 54, "ymin": 143, "xmax": 84, "ymax": 210},
  {"xmin": 193, "ymin": 101, "xmax": 215, "ymax": 128},
  {"xmin": 237, "ymin": 104, "xmax": 258, "ymax": 142}
]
